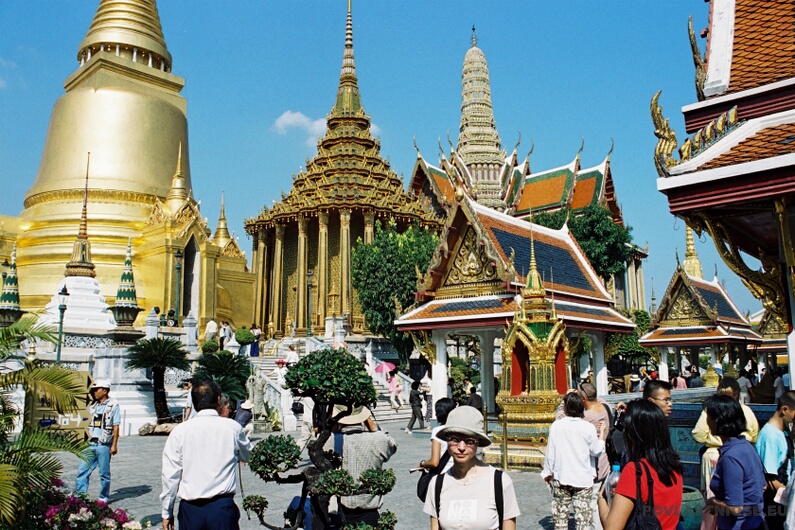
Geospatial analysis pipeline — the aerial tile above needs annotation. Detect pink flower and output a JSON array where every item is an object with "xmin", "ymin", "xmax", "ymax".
[
  {"xmin": 114, "ymin": 508, "xmax": 130, "ymax": 523},
  {"xmin": 44, "ymin": 505, "xmax": 61, "ymax": 519}
]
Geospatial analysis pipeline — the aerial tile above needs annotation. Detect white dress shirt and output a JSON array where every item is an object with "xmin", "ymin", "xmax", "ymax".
[
  {"xmin": 160, "ymin": 409, "xmax": 252, "ymax": 520},
  {"xmin": 541, "ymin": 416, "xmax": 604, "ymax": 489}
]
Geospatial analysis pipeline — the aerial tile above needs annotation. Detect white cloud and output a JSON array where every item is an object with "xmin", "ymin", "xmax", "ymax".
[
  {"xmin": 0, "ymin": 78, "xmax": 6, "ymax": 89},
  {"xmin": 371, "ymin": 123, "xmax": 381, "ymax": 136},
  {"xmin": 272, "ymin": 110, "xmax": 326, "ymax": 147},
  {"xmin": 0, "ymin": 57, "xmax": 16, "ymax": 69}
]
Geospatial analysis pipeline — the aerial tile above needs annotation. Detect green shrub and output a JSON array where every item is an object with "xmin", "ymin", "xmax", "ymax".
[
  {"xmin": 235, "ymin": 328, "xmax": 255, "ymax": 345},
  {"xmin": 200, "ymin": 340, "xmax": 219, "ymax": 353}
]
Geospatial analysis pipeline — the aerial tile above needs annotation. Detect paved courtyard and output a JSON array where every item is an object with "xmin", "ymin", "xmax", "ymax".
[{"xmin": 57, "ymin": 421, "xmax": 562, "ymax": 529}]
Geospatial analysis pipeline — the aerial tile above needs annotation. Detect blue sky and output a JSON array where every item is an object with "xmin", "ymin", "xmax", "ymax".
[{"xmin": 0, "ymin": 1, "xmax": 762, "ymax": 315}]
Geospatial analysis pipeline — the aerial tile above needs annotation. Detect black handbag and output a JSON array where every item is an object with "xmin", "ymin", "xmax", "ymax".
[
  {"xmin": 291, "ymin": 401, "xmax": 304, "ymax": 414},
  {"xmin": 624, "ymin": 460, "xmax": 662, "ymax": 530},
  {"xmin": 416, "ymin": 451, "xmax": 451, "ymax": 502}
]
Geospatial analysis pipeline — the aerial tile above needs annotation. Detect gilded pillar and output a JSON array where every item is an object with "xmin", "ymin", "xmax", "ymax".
[
  {"xmin": 340, "ymin": 209, "xmax": 351, "ymax": 317},
  {"xmin": 297, "ymin": 217, "xmax": 308, "ymax": 331},
  {"xmin": 254, "ymin": 229, "xmax": 267, "ymax": 325},
  {"xmin": 364, "ymin": 211, "xmax": 375, "ymax": 244},
  {"xmin": 270, "ymin": 224, "xmax": 285, "ymax": 336},
  {"xmin": 318, "ymin": 212, "xmax": 329, "ymax": 324}
]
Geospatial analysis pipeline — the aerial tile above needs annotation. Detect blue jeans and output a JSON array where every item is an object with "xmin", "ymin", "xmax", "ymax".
[{"xmin": 75, "ymin": 442, "xmax": 112, "ymax": 502}]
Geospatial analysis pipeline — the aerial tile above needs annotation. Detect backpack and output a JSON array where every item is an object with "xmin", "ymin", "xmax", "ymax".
[
  {"xmin": 416, "ymin": 450, "xmax": 451, "ymax": 502},
  {"xmin": 434, "ymin": 468, "xmax": 505, "ymax": 530},
  {"xmin": 624, "ymin": 460, "xmax": 662, "ymax": 530}
]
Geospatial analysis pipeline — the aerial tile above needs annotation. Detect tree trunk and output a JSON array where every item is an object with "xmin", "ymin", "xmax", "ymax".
[{"xmin": 153, "ymin": 368, "xmax": 171, "ymax": 424}]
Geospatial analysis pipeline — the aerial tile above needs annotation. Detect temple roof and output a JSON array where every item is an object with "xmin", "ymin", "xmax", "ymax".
[
  {"xmin": 704, "ymin": 0, "xmax": 795, "ymax": 98},
  {"xmin": 512, "ymin": 158, "xmax": 577, "ymax": 215},
  {"xmin": 397, "ymin": 293, "xmax": 634, "ymax": 331},
  {"xmin": 398, "ymin": 197, "xmax": 633, "ymax": 333}
]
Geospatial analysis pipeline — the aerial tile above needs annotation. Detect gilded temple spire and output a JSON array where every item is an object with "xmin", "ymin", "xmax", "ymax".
[
  {"xmin": 333, "ymin": 0, "xmax": 362, "ymax": 115},
  {"xmin": 683, "ymin": 226, "xmax": 703, "ymax": 279},
  {"xmin": 458, "ymin": 27, "xmax": 506, "ymax": 210},
  {"xmin": 65, "ymin": 155, "xmax": 97, "ymax": 278},
  {"xmin": 165, "ymin": 142, "xmax": 189, "ymax": 213},
  {"xmin": 78, "ymin": 0, "xmax": 172, "ymax": 71},
  {"xmin": 213, "ymin": 193, "xmax": 232, "ymax": 248}
]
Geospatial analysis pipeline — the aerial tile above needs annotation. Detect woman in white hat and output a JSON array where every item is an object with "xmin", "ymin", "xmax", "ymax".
[{"xmin": 423, "ymin": 406, "xmax": 520, "ymax": 529}]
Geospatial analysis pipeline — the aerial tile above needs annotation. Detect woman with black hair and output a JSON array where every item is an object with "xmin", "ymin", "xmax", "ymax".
[
  {"xmin": 543, "ymin": 392, "xmax": 606, "ymax": 529},
  {"xmin": 597, "ymin": 399, "xmax": 683, "ymax": 530},
  {"xmin": 419, "ymin": 398, "xmax": 457, "ymax": 473},
  {"xmin": 703, "ymin": 394, "xmax": 765, "ymax": 530}
]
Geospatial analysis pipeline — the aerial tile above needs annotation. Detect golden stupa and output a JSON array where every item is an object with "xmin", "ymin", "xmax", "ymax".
[{"xmin": 3, "ymin": 0, "xmax": 253, "ymax": 328}]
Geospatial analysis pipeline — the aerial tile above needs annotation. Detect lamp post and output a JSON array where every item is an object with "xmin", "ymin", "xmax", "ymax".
[
  {"xmin": 174, "ymin": 249, "xmax": 183, "ymax": 326},
  {"xmin": 306, "ymin": 270, "xmax": 313, "ymax": 337},
  {"xmin": 56, "ymin": 286, "xmax": 69, "ymax": 364}
]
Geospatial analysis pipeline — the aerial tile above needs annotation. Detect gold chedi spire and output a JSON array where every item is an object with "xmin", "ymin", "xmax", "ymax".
[
  {"xmin": 458, "ymin": 26, "xmax": 507, "ymax": 210},
  {"xmin": 65, "ymin": 157, "xmax": 97, "ymax": 279},
  {"xmin": 165, "ymin": 142, "xmax": 189, "ymax": 213},
  {"xmin": 333, "ymin": 0, "xmax": 361, "ymax": 115},
  {"xmin": 78, "ymin": 0, "xmax": 172, "ymax": 70},
  {"xmin": 213, "ymin": 193, "xmax": 232, "ymax": 248},
  {"xmin": 683, "ymin": 226, "xmax": 703, "ymax": 279}
]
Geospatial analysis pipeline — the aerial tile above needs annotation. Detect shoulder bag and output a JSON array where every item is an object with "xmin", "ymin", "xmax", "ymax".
[{"xmin": 624, "ymin": 460, "xmax": 662, "ymax": 530}]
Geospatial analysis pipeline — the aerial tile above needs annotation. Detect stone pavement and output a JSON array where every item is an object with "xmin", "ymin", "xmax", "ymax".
[{"xmin": 57, "ymin": 422, "xmax": 562, "ymax": 529}]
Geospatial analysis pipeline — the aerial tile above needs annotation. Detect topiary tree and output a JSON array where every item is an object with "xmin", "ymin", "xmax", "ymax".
[
  {"xmin": 244, "ymin": 347, "xmax": 396, "ymax": 529},
  {"xmin": 200, "ymin": 340, "xmax": 219, "ymax": 353}
]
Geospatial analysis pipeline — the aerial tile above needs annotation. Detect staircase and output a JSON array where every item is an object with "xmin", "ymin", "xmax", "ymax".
[{"xmin": 247, "ymin": 353, "xmax": 413, "ymax": 426}]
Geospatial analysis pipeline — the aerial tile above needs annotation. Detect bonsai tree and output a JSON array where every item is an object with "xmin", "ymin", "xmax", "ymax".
[
  {"xmin": 200, "ymin": 340, "xmax": 219, "ymax": 354},
  {"xmin": 0, "ymin": 315, "xmax": 87, "ymax": 526},
  {"xmin": 244, "ymin": 347, "xmax": 397, "ymax": 529},
  {"xmin": 126, "ymin": 337, "xmax": 190, "ymax": 423},
  {"xmin": 192, "ymin": 350, "xmax": 250, "ymax": 402}
]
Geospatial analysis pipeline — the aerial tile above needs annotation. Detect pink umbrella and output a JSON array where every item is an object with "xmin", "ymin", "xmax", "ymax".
[{"xmin": 374, "ymin": 362, "xmax": 396, "ymax": 374}]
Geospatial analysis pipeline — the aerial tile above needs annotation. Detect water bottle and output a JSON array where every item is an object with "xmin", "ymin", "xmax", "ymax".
[{"xmin": 604, "ymin": 464, "xmax": 622, "ymax": 504}]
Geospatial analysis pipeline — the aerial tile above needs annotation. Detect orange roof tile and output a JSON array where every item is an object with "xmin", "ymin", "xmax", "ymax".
[
  {"xmin": 726, "ymin": 0, "xmax": 795, "ymax": 94},
  {"xmin": 515, "ymin": 173, "xmax": 570, "ymax": 213},
  {"xmin": 697, "ymin": 122, "xmax": 795, "ymax": 170},
  {"xmin": 570, "ymin": 175, "xmax": 598, "ymax": 210}
]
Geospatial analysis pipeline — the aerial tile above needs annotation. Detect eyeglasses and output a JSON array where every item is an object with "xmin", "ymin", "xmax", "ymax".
[
  {"xmin": 447, "ymin": 436, "xmax": 479, "ymax": 447},
  {"xmin": 650, "ymin": 396, "xmax": 673, "ymax": 404}
]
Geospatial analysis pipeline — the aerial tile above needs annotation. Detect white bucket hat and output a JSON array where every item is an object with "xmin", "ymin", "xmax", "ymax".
[
  {"xmin": 90, "ymin": 379, "xmax": 112, "ymax": 390},
  {"xmin": 332, "ymin": 404, "xmax": 372, "ymax": 425},
  {"xmin": 436, "ymin": 405, "xmax": 491, "ymax": 447}
]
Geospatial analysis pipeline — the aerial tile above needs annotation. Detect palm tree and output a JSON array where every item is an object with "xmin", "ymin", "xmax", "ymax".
[
  {"xmin": 0, "ymin": 315, "xmax": 88, "ymax": 525},
  {"xmin": 192, "ymin": 350, "xmax": 251, "ymax": 402},
  {"xmin": 126, "ymin": 338, "xmax": 190, "ymax": 423}
]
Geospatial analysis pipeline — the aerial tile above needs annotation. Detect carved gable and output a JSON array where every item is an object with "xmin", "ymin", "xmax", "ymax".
[
  {"xmin": 438, "ymin": 226, "xmax": 499, "ymax": 296},
  {"xmin": 657, "ymin": 281, "xmax": 711, "ymax": 326}
]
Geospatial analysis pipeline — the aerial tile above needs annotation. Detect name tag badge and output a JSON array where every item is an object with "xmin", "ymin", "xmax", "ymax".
[
  {"xmin": 91, "ymin": 414, "xmax": 102, "ymax": 428},
  {"xmin": 447, "ymin": 500, "xmax": 477, "ymax": 522}
]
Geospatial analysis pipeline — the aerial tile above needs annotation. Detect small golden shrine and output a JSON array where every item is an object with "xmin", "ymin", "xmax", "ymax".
[{"xmin": 491, "ymin": 231, "xmax": 569, "ymax": 467}]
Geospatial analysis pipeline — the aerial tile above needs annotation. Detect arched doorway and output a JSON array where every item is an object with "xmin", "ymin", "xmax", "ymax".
[{"xmin": 182, "ymin": 237, "xmax": 200, "ymax": 319}]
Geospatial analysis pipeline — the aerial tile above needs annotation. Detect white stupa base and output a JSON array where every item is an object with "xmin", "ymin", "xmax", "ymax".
[{"xmin": 41, "ymin": 277, "xmax": 116, "ymax": 331}]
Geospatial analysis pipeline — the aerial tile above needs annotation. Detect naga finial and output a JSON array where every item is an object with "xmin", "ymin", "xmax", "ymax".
[
  {"xmin": 413, "ymin": 135, "xmax": 420, "ymax": 156},
  {"xmin": 651, "ymin": 90, "xmax": 678, "ymax": 178},
  {"xmin": 577, "ymin": 137, "xmax": 585, "ymax": 158},
  {"xmin": 607, "ymin": 138, "xmax": 615, "ymax": 158},
  {"xmin": 513, "ymin": 131, "xmax": 522, "ymax": 153},
  {"xmin": 689, "ymin": 15, "xmax": 706, "ymax": 102},
  {"xmin": 526, "ymin": 139, "xmax": 535, "ymax": 159}
]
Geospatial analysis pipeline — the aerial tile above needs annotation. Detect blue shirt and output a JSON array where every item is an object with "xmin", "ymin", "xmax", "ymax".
[
  {"xmin": 756, "ymin": 423, "xmax": 788, "ymax": 476},
  {"xmin": 711, "ymin": 437, "xmax": 765, "ymax": 530}
]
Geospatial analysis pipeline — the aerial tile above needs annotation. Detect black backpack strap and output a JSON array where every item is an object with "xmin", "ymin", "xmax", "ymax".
[
  {"xmin": 639, "ymin": 460, "xmax": 655, "ymax": 507},
  {"xmin": 434, "ymin": 472, "xmax": 445, "ymax": 519},
  {"xmin": 494, "ymin": 469, "xmax": 504, "ymax": 530},
  {"xmin": 434, "ymin": 450, "xmax": 452, "ymax": 474}
]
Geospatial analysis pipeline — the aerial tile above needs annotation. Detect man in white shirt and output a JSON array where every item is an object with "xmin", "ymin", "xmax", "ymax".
[
  {"xmin": 160, "ymin": 380, "xmax": 252, "ymax": 530},
  {"xmin": 204, "ymin": 317, "xmax": 218, "ymax": 342}
]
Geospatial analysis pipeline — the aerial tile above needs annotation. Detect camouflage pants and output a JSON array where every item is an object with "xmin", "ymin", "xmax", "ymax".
[{"xmin": 551, "ymin": 479, "xmax": 594, "ymax": 530}]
